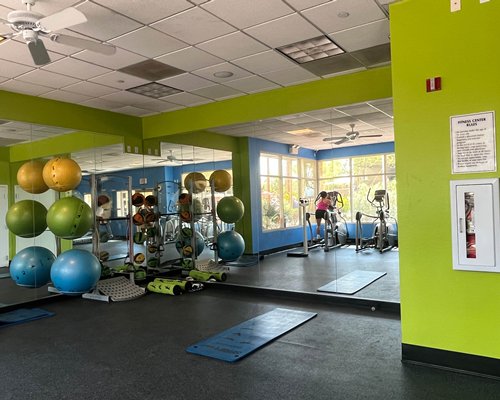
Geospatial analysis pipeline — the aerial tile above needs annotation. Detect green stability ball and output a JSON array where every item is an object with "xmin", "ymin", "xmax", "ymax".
[
  {"xmin": 217, "ymin": 196, "xmax": 245, "ymax": 223},
  {"xmin": 6, "ymin": 200, "xmax": 47, "ymax": 238},
  {"xmin": 47, "ymin": 196, "xmax": 93, "ymax": 239}
]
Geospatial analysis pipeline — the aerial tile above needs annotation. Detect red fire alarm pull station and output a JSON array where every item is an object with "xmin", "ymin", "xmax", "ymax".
[{"xmin": 426, "ymin": 77, "xmax": 442, "ymax": 92}]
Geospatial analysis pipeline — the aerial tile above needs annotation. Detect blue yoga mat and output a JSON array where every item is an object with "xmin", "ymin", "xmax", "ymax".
[
  {"xmin": 0, "ymin": 308, "xmax": 55, "ymax": 328},
  {"xmin": 317, "ymin": 270, "xmax": 387, "ymax": 295},
  {"xmin": 186, "ymin": 308, "xmax": 317, "ymax": 362}
]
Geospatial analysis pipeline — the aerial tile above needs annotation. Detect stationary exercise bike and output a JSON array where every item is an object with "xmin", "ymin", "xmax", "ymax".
[
  {"xmin": 355, "ymin": 189, "xmax": 398, "ymax": 253},
  {"xmin": 323, "ymin": 191, "xmax": 349, "ymax": 252}
]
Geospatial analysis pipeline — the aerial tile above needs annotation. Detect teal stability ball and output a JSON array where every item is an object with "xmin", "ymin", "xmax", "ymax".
[
  {"xmin": 217, "ymin": 230, "xmax": 245, "ymax": 262},
  {"xmin": 216, "ymin": 196, "xmax": 245, "ymax": 223},
  {"xmin": 6, "ymin": 200, "xmax": 47, "ymax": 238},
  {"xmin": 10, "ymin": 246, "xmax": 56, "ymax": 288},
  {"xmin": 50, "ymin": 249, "xmax": 101, "ymax": 295},
  {"xmin": 47, "ymin": 196, "xmax": 93, "ymax": 239}
]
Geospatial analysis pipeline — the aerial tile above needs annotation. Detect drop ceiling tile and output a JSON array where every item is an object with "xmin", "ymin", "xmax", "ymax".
[
  {"xmin": 285, "ymin": 0, "xmax": 331, "ymax": 10},
  {"xmin": 302, "ymin": 0, "xmax": 386, "ymax": 34},
  {"xmin": 197, "ymin": 31, "xmax": 269, "ymax": 61},
  {"xmin": 72, "ymin": 47, "xmax": 148, "ymax": 70},
  {"xmin": 0, "ymin": 39, "xmax": 65, "ymax": 67},
  {"xmin": 138, "ymin": 100, "xmax": 186, "ymax": 113},
  {"xmin": 113, "ymin": 105, "xmax": 153, "ymax": 117},
  {"xmin": 191, "ymin": 85, "xmax": 243, "ymax": 100},
  {"xmin": 330, "ymin": 19, "xmax": 389, "ymax": 52},
  {"xmin": 0, "ymin": 59, "xmax": 34, "ymax": 78},
  {"xmin": 224, "ymin": 75, "xmax": 280, "ymax": 93},
  {"xmin": 0, "ymin": 5, "xmax": 12, "ymax": 19},
  {"xmin": 101, "ymin": 91, "xmax": 157, "ymax": 106},
  {"xmin": 0, "ymin": 76, "xmax": 8, "ymax": 84},
  {"xmin": 190, "ymin": 1, "xmax": 210, "ymax": 4},
  {"xmin": 158, "ymin": 73, "xmax": 214, "ymax": 92},
  {"xmin": 40, "ymin": 90, "xmax": 93, "ymax": 103},
  {"xmin": 71, "ymin": 2, "xmax": 142, "ymax": 41},
  {"xmin": 42, "ymin": 57, "xmax": 112, "ymax": 79},
  {"xmin": 232, "ymin": 50, "xmax": 297, "ymax": 74},
  {"xmin": 201, "ymin": 0, "xmax": 294, "ymax": 29},
  {"xmin": 155, "ymin": 47, "xmax": 223, "ymax": 72},
  {"xmin": 110, "ymin": 27, "xmax": 188, "ymax": 58},
  {"xmin": 79, "ymin": 98, "xmax": 124, "ymax": 111},
  {"xmin": 0, "ymin": 79, "xmax": 53, "ymax": 96},
  {"xmin": 16, "ymin": 69, "xmax": 79, "ymax": 89},
  {"xmin": 192, "ymin": 62, "xmax": 252, "ymax": 83},
  {"xmin": 163, "ymin": 92, "xmax": 213, "ymax": 106},
  {"xmin": 93, "ymin": 0, "xmax": 193, "ymax": 24},
  {"xmin": 63, "ymin": 81, "xmax": 119, "ymax": 97},
  {"xmin": 261, "ymin": 66, "xmax": 318, "ymax": 86},
  {"xmin": 244, "ymin": 13, "xmax": 322, "ymax": 48},
  {"xmin": 151, "ymin": 7, "xmax": 236, "ymax": 45},
  {"xmin": 88, "ymin": 71, "xmax": 149, "ymax": 90}
]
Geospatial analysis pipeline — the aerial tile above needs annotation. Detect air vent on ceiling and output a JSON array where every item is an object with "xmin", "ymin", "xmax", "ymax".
[
  {"xmin": 127, "ymin": 82, "xmax": 182, "ymax": 99},
  {"xmin": 277, "ymin": 36, "xmax": 344, "ymax": 64},
  {"xmin": 118, "ymin": 59, "xmax": 185, "ymax": 81}
]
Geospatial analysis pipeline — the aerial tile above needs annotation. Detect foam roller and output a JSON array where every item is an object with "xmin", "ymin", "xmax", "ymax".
[
  {"xmin": 147, "ymin": 281, "xmax": 182, "ymax": 295},
  {"xmin": 189, "ymin": 269, "xmax": 227, "ymax": 282},
  {"xmin": 154, "ymin": 278, "xmax": 192, "ymax": 292}
]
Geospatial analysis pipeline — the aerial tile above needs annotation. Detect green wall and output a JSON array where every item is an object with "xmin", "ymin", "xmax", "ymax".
[{"xmin": 392, "ymin": 0, "xmax": 500, "ymax": 358}]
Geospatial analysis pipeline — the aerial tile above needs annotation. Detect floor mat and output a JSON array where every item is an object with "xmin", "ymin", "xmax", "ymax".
[
  {"xmin": 317, "ymin": 270, "xmax": 387, "ymax": 295},
  {"xmin": 186, "ymin": 307, "xmax": 317, "ymax": 362},
  {"xmin": 0, "ymin": 308, "xmax": 55, "ymax": 328}
]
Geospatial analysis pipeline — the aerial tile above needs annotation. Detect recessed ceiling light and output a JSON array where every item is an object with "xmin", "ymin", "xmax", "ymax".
[
  {"xmin": 127, "ymin": 82, "xmax": 182, "ymax": 99},
  {"xmin": 213, "ymin": 71, "xmax": 234, "ymax": 78},
  {"xmin": 337, "ymin": 11, "xmax": 350, "ymax": 18},
  {"xmin": 277, "ymin": 36, "xmax": 344, "ymax": 64},
  {"xmin": 287, "ymin": 128, "xmax": 316, "ymax": 136}
]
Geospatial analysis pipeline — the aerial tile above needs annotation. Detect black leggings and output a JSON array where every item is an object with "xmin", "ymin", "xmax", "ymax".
[{"xmin": 315, "ymin": 209, "xmax": 327, "ymax": 220}]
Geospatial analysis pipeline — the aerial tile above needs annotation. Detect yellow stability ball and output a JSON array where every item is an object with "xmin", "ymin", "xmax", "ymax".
[
  {"xmin": 43, "ymin": 157, "xmax": 82, "ymax": 192},
  {"xmin": 184, "ymin": 172, "xmax": 207, "ymax": 193},
  {"xmin": 209, "ymin": 169, "xmax": 232, "ymax": 193},
  {"xmin": 17, "ymin": 160, "xmax": 49, "ymax": 194}
]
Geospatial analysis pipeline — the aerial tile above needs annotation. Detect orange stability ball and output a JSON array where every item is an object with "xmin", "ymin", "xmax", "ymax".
[
  {"xmin": 17, "ymin": 160, "xmax": 49, "ymax": 194},
  {"xmin": 209, "ymin": 170, "xmax": 232, "ymax": 193},
  {"xmin": 42, "ymin": 157, "xmax": 82, "ymax": 192}
]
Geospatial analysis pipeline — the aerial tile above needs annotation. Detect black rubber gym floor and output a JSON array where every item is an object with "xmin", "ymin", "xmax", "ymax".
[{"xmin": 1, "ymin": 288, "xmax": 499, "ymax": 400}]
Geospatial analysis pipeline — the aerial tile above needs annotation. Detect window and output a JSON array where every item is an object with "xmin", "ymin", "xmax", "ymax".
[
  {"xmin": 318, "ymin": 154, "xmax": 396, "ymax": 222},
  {"xmin": 261, "ymin": 154, "xmax": 316, "ymax": 231}
]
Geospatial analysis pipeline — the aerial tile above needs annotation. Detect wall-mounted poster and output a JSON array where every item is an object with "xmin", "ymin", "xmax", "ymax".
[{"xmin": 450, "ymin": 111, "xmax": 496, "ymax": 174}]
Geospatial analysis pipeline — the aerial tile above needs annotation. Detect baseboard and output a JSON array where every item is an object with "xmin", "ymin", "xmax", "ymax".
[{"xmin": 402, "ymin": 343, "xmax": 500, "ymax": 380}]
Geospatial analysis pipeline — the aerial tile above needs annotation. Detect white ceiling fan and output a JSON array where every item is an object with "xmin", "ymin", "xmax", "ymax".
[
  {"xmin": 155, "ymin": 150, "xmax": 196, "ymax": 164},
  {"xmin": 0, "ymin": 0, "xmax": 116, "ymax": 66},
  {"xmin": 323, "ymin": 123, "xmax": 383, "ymax": 145}
]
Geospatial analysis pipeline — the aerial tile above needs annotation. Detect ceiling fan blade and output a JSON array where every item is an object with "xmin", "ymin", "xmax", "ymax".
[
  {"xmin": 36, "ymin": 7, "xmax": 87, "ymax": 32},
  {"xmin": 359, "ymin": 134, "xmax": 384, "ymax": 138},
  {"xmin": 334, "ymin": 137, "xmax": 350, "ymax": 145},
  {"xmin": 323, "ymin": 136, "xmax": 347, "ymax": 142},
  {"xmin": 27, "ymin": 39, "xmax": 51, "ymax": 65},
  {"xmin": 49, "ymin": 33, "xmax": 116, "ymax": 55}
]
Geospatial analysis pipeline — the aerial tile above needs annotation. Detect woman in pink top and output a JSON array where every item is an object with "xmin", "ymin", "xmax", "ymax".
[{"xmin": 315, "ymin": 191, "xmax": 332, "ymax": 239}]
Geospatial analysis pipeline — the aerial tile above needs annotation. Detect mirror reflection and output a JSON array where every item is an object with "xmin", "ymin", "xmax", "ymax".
[{"xmin": 1, "ymin": 98, "xmax": 399, "ymax": 310}]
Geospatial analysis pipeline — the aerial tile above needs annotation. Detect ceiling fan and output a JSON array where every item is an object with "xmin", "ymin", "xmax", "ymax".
[
  {"xmin": 323, "ymin": 123, "xmax": 383, "ymax": 145},
  {"xmin": 0, "ymin": 0, "xmax": 116, "ymax": 66},
  {"xmin": 155, "ymin": 150, "xmax": 195, "ymax": 164}
]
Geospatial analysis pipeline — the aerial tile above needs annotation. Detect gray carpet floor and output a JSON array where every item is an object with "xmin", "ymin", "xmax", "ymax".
[{"xmin": 0, "ymin": 288, "xmax": 498, "ymax": 400}]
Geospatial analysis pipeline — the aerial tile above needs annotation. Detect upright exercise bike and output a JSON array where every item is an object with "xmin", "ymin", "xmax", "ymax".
[
  {"xmin": 323, "ymin": 191, "xmax": 349, "ymax": 252},
  {"xmin": 355, "ymin": 189, "xmax": 398, "ymax": 253}
]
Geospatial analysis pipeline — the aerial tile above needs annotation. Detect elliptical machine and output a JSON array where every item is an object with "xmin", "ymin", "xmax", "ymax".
[
  {"xmin": 323, "ymin": 191, "xmax": 349, "ymax": 252},
  {"xmin": 355, "ymin": 189, "xmax": 398, "ymax": 253},
  {"xmin": 287, "ymin": 198, "xmax": 321, "ymax": 257}
]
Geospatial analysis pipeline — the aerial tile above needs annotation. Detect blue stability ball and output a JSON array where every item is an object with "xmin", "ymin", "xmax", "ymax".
[
  {"xmin": 10, "ymin": 246, "xmax": 56, "ymax": 288},
  {"xmin": 217, "ymin": 230, "xmax": 245, "ymax": 262},
  {"xmin": 50, "ymin": 249, "xmax": 101, "ymax": 295}
]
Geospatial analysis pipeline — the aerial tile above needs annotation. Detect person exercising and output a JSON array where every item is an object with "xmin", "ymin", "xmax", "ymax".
[{"xmin": 315, "ymin": 191, "xmax": 332, "ymax": 240}]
